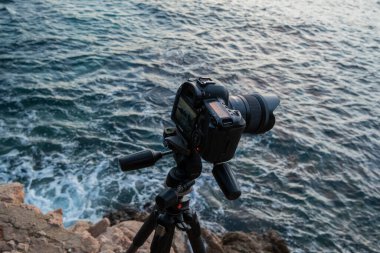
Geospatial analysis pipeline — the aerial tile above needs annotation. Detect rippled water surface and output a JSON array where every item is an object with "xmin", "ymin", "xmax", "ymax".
[{"xmin": 1, "ymin": 0, "xmax": 379, "ymax": 252}]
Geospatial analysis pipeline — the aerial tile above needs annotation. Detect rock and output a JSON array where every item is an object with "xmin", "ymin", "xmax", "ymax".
[
  {"xmin": 28, "ymin": 237, "xmax": 63, "ymax": 253},
  {"xmin": 46, "ymin": 208, "xmax": 63, "ymax": 227},
  {"xmin": 0, "ymin": 226, "xmax": 3, "ymax": 240},
  {"xmin": 80, "ymin": 233, "xmax": 101, "ymax": 253},
  {"xmin": 170, "ymin": 226, "xmax": 190, "ymax": 253},
  {"xmin": 0, "ymin": 183, "xmax": 24, "ymax": 204},
  {"xmin": 97, "ymin": 226, "xmax": 128, "ymax": 252},
  {"xmin": 69, "ymin": 220, "xmax": 92, "ymax": 234},
  {"xmin": 263, "ymin": 230, "xmax": 290, "ymax": 253},
  {"xmin": 16, "ymin": 242, "xmax": 29, "ymax": 252},
  {"xmin": 0, "ymin": 182, "xmax": 290, "ymax": 253},
  {"xmin": 103, "ymin": 206, "xmax": 149, "ymax": 226},
  {"xmin": 98, "ymin": 220, "xmax": 190, "ymax": 253},
  {"xmin": 222, "ymin": 231, "xmax": 263, "ymax": 253},
  {"xmin": 23, "ymin": 204, "xmax": 42, "ymax": 214},
  {"xmin": 7, "ymin": 240, "xmax": 16, "ymax": 250},
  {"xmin": 0, "ymin": 202, "xmax": 100, "ymax": 253},
  {"xmin": 217, "ymin": 230, "xmax": 289, "ymax": 253},
  {"xmin": 202, "ymin": 228, "xmax": 225, "ymax": 253},
  {"xmin": 200, "ymin": 228, "xmax": 290, "ymax": 253},
  {"xmin": 88, "ymin": 218, "xmax": 111, "ymax": 238}
]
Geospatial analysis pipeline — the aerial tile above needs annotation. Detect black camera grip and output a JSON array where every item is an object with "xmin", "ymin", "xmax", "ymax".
[{"xmin": 212, "ymin": 163, "xmax": 241, "ymax": 200}]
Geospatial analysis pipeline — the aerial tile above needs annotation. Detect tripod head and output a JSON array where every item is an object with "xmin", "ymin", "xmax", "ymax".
[{"xmin": 119, "ymin": 127, "xmax": 242, "ymax": 201}]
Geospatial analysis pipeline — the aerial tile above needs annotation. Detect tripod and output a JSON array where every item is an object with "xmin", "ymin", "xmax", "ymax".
[
  {"xmin": 120, "ymin": 129, "xmax": 242, "ymax": 253},
  {"xmin": 118, "ymin": 76, "xmax": 281, "ymax": 252},
  {"xmin": 125, "ymin": 152, "xmax": 206, "ymax": 253}
]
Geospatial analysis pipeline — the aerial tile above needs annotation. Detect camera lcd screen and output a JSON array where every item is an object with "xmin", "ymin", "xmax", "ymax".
[
  {"xmin": 175, "ymin": 97, "xmax": 197, "ymax": 139},
  {"xmin": 208, "ymin": 101, "xmax": 230, "ymax": 119}
]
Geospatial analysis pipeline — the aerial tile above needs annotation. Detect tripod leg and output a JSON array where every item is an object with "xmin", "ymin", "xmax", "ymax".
[
  {"xmin": 150, "ymin": 213, "xmax": 176, "ymax": 253},
  {"xmin": 126, "ymin": 210, "xmax": 159, "ymax": 253},
  {"xmin": 184, "ymin": 211, "xmax": 206, "ymax": 253}
]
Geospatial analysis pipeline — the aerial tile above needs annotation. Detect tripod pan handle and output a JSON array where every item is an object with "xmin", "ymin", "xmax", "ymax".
[{"xmin": 119, "ymin": 150, "xmax": 163, "ymax": 172}]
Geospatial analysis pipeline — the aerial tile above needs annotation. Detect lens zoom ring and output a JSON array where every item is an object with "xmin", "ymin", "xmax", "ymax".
[{"xmin": 242, "ymin": 95, "xmax": 262, "ymax": 133}]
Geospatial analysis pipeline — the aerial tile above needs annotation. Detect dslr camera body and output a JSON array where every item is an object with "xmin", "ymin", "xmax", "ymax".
[{"xmin": 172, "ymin": 77, "xmax": 279, "ymax": 164}]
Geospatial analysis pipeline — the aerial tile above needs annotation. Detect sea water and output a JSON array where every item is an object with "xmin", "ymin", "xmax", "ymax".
[{"xmin": 0, "ymin": 0, "xmax": 379, "ymax": 252}]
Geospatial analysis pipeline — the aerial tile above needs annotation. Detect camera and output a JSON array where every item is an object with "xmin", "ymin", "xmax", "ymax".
[
  {"xmin": 171, "ymin": 77, "xmax": 279, "ymax": 163},
  {"xmin": 119, "ymin": 77, "xmax": 280, "ymax": 200}
]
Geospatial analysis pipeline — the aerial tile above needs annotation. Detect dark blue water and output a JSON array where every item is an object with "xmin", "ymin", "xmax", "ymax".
[{"xmin": 1, "ymin": 0, "xmax": 379, "ymax": 252}]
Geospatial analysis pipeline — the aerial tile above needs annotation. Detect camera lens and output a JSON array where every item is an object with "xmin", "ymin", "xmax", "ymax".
[{"xmin": 229, "ymin": 94, "xmax": 279, "ymax": 134}]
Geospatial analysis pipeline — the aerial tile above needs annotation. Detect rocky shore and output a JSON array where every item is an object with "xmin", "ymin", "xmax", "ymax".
[{"xmin": 0, "ymin": 183, "xmax": 290, "ymax": 253}]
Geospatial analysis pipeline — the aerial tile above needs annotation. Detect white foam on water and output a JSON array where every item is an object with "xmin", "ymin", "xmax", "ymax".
[{"xmin": 23, "ymin": 151, "xmax": 107, "ymax": 226}]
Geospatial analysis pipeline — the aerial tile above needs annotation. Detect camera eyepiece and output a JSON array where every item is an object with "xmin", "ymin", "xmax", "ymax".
[{"xmin": 229, "ymin": 94, "xmax": 280, "ymax": 134}]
